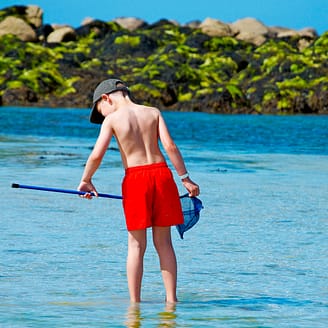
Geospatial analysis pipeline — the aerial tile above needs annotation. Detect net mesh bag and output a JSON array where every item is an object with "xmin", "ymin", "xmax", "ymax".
[{"xmin": 176, "ymin": 195, "xmax": 203, "ymax": 239}]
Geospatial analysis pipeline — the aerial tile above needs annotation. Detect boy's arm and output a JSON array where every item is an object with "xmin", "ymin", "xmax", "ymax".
[
  {"xmin": 78, "ymin": 120, "xmax": 113, "ymax": 197},
  {"xmin": 158, "ymin": 113, "xmax": 200, "ymax": 197}
]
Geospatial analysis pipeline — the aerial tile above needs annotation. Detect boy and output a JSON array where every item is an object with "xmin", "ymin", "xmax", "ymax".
[{"xmin": 78, "ymin": 78, "xmax": 200, "ymax": 303}]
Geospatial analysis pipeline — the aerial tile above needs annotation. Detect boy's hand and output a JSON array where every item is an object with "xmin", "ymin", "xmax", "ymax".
[
  {"xmin": 77, "ymin": 181, "xmax": 98, "ymax": 199},
  {"xmin": 182, "ymin": 177, "xmax": 200, "ymax": 197}
]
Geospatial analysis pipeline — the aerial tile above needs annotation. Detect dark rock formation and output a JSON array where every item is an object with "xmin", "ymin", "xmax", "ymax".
[{"xmin": 0, "ymin": 5, "xmax": 327, "ymax": 114}]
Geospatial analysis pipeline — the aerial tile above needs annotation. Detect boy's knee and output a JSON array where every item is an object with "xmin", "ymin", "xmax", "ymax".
[
  {"xmin": 129, "ymin": 241, "xmax": 146, "ymax": 253},
  {"xmin": 153, "ymin": 237, "xmax": 173, "ymax": 253}
]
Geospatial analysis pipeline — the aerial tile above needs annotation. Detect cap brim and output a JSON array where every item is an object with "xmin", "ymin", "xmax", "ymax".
[{"xmin": 90, "ymin": 102, "xmax": 105, "ymax": 124}]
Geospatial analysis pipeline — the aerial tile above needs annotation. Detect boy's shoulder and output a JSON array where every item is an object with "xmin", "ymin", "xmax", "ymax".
[
  {"xmin": 136, "ymin": 103, "xmax": 158, "ymax": 110},
  {"xmin": 138, "ymin": 104, "xmax": 161, "ymax": 115}
]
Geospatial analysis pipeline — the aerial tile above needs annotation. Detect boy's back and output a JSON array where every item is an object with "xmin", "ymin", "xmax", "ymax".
[{"xmin": 103, "ymin": 101, "xmax": 166, "ymax": 168}]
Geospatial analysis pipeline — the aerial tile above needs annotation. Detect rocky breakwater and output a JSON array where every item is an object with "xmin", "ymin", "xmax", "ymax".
[{"xmin": 0, "ymin": 5, "xmax": 327, "ymax": 114}]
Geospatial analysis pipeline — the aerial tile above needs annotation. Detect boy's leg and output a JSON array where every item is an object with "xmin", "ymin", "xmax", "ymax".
[
  {"xmin": 127, "ymin": 229, "xmax": 147, "ymax": 303},
  {"xmin": 152, "ymin": 226, "xmax": 178, "ymax": 303}
]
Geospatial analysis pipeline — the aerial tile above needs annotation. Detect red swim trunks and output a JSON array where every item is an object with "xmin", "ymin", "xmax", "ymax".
[{"xmin": 122, "ymin": 162, "xmax": 183, "ymax": 231}]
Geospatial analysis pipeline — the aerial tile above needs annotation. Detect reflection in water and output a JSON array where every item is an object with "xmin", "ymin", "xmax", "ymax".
[
  {"xmin": 125, "ymin": 303, "xmax": 142, "ymax": 328},
  {"xmin": 125, "ymin": 302, "xmax": 177, "ymax": 327},
  {"xmin": 158, "ymin": 302, "xmax": 177, "ymax": 327}
]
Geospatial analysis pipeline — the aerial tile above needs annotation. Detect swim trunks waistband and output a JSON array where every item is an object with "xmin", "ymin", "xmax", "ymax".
[{"xmin": 125, "ymin": 162, "xmax": 167, "ymax": 174}]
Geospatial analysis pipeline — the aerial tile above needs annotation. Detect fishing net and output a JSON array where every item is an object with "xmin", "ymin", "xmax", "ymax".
[
  {"xmin": 12, "ymin": 183, "xmax": 203, "ymax": 239},
  {"xmin": 176, "ymin": 194, "xmax": 203, "ymax": 239}
]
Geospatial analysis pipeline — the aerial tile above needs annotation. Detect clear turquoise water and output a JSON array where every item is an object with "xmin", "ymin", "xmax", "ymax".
[{"xmin": 1, "ymin": 107, "xmax": 328, "ymax": 327}]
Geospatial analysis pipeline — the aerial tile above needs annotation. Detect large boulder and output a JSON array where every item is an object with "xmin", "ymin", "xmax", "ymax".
[
  {"xmin": 25, "ymin": 5, "xmax": 43, "ymax": 28},
  {"xmin": 47, "ymin": 26, "xmax": 77, "ymax": 43},
  {"xmin": 274, "ymin": 27, "xmax": 317, "ymax": 38},
  {"xmin": 199, "ymin": 17, "xmax": 233, "ymax": 37},
  {"xmin": 0, "ymin": 5, "xmax": 43, "ymax": 27},
  {"xmin": 232, "ymin": 17, "xmax": 269, "ymax": 45},
  {"xmin": 232, "ymin": 17, "xmax": 269, "ymax": 35},
  {"xmin": 0, "ymin": 16, "xmax": 37, "ymax": 41},
  {"xmin": 114, "ymin": 17, "xmax": 147, "ymax": 31}
]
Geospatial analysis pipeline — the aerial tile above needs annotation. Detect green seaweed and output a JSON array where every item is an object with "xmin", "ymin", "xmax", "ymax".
[
  {"xmin": 226, "ymin": 84, "xmax": 244, "ymax": 100},
  {"xmin": 0, "ymin": 11, "xmax": 327, "ymax": 113},
  {"xmin": 114, "ymin": 35, "xmax": 141, "ymax": 47}
]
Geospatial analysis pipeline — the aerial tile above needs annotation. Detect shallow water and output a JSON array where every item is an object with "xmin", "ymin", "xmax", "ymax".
[{"xmin": 1, "ymin": 107, "xmax": 328, "ymax": 327}]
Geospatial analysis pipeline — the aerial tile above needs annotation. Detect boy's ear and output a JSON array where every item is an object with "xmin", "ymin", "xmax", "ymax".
[{"xmin": 102, "ymin": 93, "xmax": 113, "ymax": 104}]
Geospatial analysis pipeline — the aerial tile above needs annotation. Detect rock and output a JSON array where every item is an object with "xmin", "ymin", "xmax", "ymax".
[
  {"xmin": 232, "ymin": 17, "xmax": 269, "ymax": 36},
  {"xmin": 185, "ymin": 20, "xmax": 201, "ymax": 29},
  {"xmin": 268, "ymin": 26, "xmax": 291, "ymax": 37},
  {"xmin": 270, "ymin": 26, "xmax": 317, "ymax": 50},
  {"xmin": 270, "ymin": 26, "xmax": 317, "ymax": 39},
  {"xmin": 25, "ymin": 5, "xmax": 43, "ymax": 28},
  {"xmin": 231, "ymin": 17, "xmax": 269, "ymax": 45},
  {"xmin": 0, "ymin": 5, "xmax": 43, "ymax": 28},
  {"xmin": 2, "ymin": 86, "xmax": 38, "ymax": 105},
  {"xmin": 298, "ymin": 27, "xmax": 318, "ymax": 38},
  {"xmin": 149, "ymin": 19, "xmax": 179, "ymax": 29},
  {"xmin": 276, "ymin": 29, "xmax": 305, "ymax": 38},
  {"xmin": 297, "ymin": 38, "xmax": 313, "ymax": 51},
  {"xmin": 0, "ymin": 5, "xmax": 326, "ymax": 114},
  {"xmin": 199, "ymin": 17, "xmax": 233, "ymax": 37},
  {"xmin": 114, "ymin": 17, "xmax": 147, "ymax": 31},
  {"xmin": 236, "ymin": 31, "xmax": 267, "ymax": 45},
  {"xmin": 37, "ymin": 24, "xmax": 54, "ymax": 42},
  {"xmin": 75, "ymin": 19, "xmax": 117, "ymax": 39},
  {"xmin": 0, "ymin": 16, "xmax": 37, "ymax": 41},
  {"xmin": 227, "ymin": 23, "xmax": 240, "ymax": 36},
  {"xmin": 81, "ymin": 17, "xmax": 95, "ymax": 26},
  {"xmin": 47, "ymin": 26, "xmax": 77, "ymax": 43}
]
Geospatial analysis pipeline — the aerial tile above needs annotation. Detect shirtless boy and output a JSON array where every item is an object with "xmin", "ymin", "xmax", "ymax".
[{"xmin": 78, "ymin": 78, "xmax": 200, "ymax": 303}]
